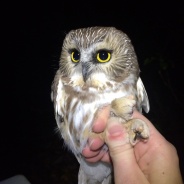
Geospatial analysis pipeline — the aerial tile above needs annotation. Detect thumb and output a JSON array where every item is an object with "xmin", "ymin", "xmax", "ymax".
[{"xmin": 105, "ymin": 118, "xmax": 133, "ymax": 161}]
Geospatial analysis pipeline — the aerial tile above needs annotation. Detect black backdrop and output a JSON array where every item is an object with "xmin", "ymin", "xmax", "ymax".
[{"xmin": 2, "ymin": 1, "xmax": 184, "ymax": 183}]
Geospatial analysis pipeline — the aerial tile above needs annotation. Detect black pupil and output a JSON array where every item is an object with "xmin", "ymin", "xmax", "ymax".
[
  {"xmin": 99, "ymin": 51, "xmax": 108, "ymax": 60},
  {"xmin": 73, "ymin": 51, "xmax": 80, "ymax": 60}
]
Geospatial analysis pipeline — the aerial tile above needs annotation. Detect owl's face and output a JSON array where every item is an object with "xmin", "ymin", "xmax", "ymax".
[{"xmin": 59, "ymin": 27, "xmax": 139, "ymax": 90}]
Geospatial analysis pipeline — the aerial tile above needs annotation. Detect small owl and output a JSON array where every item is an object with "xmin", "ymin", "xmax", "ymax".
[{"xmin": 51, "ymin": 27, "xmax": 150, "ymax": 184}]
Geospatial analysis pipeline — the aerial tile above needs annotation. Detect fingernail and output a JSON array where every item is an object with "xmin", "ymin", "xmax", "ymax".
[{"xmin": 107, "ymin": 122, "xmax": 123, "ymax": 137}]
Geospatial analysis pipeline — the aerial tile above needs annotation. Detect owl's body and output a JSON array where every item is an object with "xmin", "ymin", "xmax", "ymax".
[{"xmin": 51, "ymin": 27, "xmax": 149, "ymax": 184}]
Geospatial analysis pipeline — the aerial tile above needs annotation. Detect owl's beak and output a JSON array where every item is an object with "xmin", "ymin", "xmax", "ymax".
[{"xmin": 82, "ymin": 62, "xmax": 91, "ymax": 82}]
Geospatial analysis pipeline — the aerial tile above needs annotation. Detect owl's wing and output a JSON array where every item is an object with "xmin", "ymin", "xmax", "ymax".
[
  {"xmin": 51, "ymin": 70, "xmax": 65, "ymax": 127},
  {"xmin": 136, "ymin": 77, "xmax": 150, "ymax": 113}
]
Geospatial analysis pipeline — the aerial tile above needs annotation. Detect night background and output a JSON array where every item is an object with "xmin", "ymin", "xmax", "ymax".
[{"xmin": 1, "ymin": 1, "xmax": 184, "ymax": 183}]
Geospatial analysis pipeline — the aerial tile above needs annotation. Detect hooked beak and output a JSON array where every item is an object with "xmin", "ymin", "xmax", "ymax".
[{"xmin": 82, "ymin": 62, "xmax": 91, "ymax": 82}]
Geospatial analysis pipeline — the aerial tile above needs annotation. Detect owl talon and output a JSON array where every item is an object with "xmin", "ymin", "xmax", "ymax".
[
  {"xmin": 133, "ymin": 131, "xmax": 141, "ymax": 141},
  {"xmin": 127, "ymin": 119, "xmax": 150, "ymax": 145}
]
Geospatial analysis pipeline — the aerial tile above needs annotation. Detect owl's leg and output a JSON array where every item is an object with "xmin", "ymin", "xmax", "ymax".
[
  {"xmin": 111, "ymin": 95, "xmax": 136, "ymax": 122},
  {"xmin": 124, "ymin": 119, "xmax": 149, "ymax": 145}
]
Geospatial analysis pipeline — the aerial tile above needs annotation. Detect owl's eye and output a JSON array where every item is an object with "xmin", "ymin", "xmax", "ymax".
[
  {"xmin": 96, "ymin": 50, "xmax": 111, "ymax": 63},
  {"xmin": 71, "ymin": 49, "xmax": 80, "ymax": 63}
]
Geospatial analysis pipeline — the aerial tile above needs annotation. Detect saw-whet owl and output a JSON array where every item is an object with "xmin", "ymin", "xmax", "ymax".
[{"xmin": 51, "ymin": 27, "xmax": 150, "ymax": 184}]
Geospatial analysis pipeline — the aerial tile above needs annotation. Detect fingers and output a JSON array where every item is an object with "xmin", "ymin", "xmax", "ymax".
[
  {"xmin": 82, "ymin": 136, "xmax": 112, "ymax": 163},
  {"xmin": 92, "ymin": 105, "xmax": 110, "ymax": 133},
  {"xmin": 89, "ymin": 105, "xmax": 110, "ymax": 153},
  {"xmin": 82, "ymin": 146, "xmax": 101, "ymax": 158},
  {"xmin": 82, "ymin": 106, "xmax": 111, "ymax": 163},
  {"xmin": 88, "ymin": 137, "xmax": 104, "ymax": 151},
  {"xmin": 82, "ymin": 146, "xmax": 110, "ymax": 163},
  {"xmin": 85, "ymin": 150, "xmax": 108, "ymax": 163},
  {"xmin": 82, "ymin": 137, "xmax": 104, "ymax": 158}
]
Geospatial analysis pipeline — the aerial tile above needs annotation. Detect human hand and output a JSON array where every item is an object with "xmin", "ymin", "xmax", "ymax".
[{"xmin": 82, "ymin": 106, "xmax": 183, "ymax": 184}]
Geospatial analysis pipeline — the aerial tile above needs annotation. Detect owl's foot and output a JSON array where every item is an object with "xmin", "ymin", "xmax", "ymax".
[
  {"xmin": 110, "ymin": 96, "xmax": 149, "ymax": 145},
  {"xmin": 111, "ymin": 95, "xmax": 136, "ymax": 122},
  {"xmin": 125, "ymin": 119, "xmax": 149, "ymax": 145}
]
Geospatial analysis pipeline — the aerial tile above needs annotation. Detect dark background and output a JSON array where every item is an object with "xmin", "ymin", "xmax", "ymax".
[{"xmin": 2, "ymin": 1, "xmax": 184, "ymax": 183}]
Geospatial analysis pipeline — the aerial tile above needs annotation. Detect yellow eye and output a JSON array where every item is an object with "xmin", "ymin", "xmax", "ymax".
[
  {"xmin": 97, "ymin": 50, "xmax": 111, "ymax": 63},
  {"xmin": 71, "ymin": 49, "xmax": 80, "ymax": 63}
]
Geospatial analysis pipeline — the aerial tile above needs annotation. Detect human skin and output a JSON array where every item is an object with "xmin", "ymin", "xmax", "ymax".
[{"xmin": 82, "ymin": 106, "xmax": 183, "ymax": 184}]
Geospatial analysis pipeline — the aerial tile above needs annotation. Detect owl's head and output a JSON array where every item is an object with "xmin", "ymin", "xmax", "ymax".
[{"xmin": 59, "ymin": 27, "xmax": 139, "ymax": 89}]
